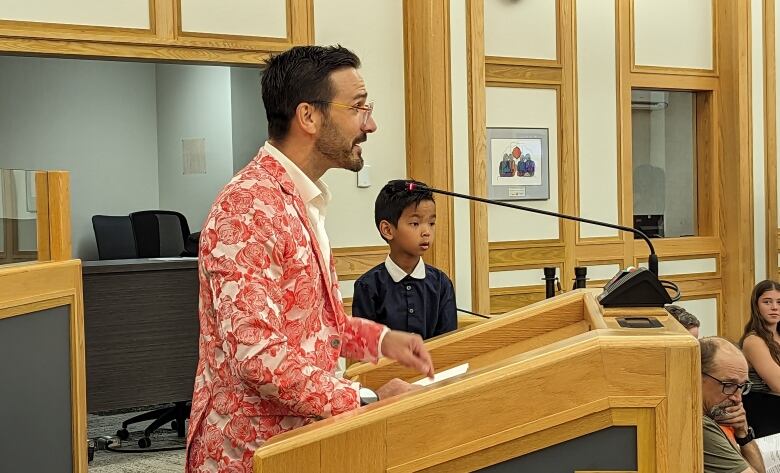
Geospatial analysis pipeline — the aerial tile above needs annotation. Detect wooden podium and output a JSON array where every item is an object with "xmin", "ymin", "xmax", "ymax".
[{"xmin": 253, "ymin": 289, "xmax": 702, "ymax": 472}]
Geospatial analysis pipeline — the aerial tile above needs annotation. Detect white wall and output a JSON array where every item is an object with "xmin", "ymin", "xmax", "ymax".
[
  {"xmin": 633, "ymin": 0, "xmax": 713, "ymax": 69},
  {"xmin": 753, "ymin": 0, "xmax": 767, "ymax": 282},
  {"xmin": 676, "ymin": 298, "xmax": 718, "ymax": 338},
  {"xmin": 451, "ymin": 0, "xmax": 473, "ymax": 310},
  {"xmin": 577, "ymin": 0, "xmax": 619, "ymax": 238},
  {"xmin": 315, "ymin": 0, "xmax": 406, "ymax": 248},
  {"xmin": 484, "ymin": 0, "xmax": 557, "ymax": 60},
  {"xmin": 486, "ymin": 87, "xmax": 560, "ymax": 242},
  {"xmin": 0, "ymin": 0, "xmax": 150, "ymax": 28},
  {"xmin": 0, "ymin": 56, "xmax": 160, "ymax": 260},
  {"xmin": 180, "ymin": 0, "xmax": 287, "ymax": 38},
  {"xmin": 230, "ymin": 67, "xmax": 267, "ymax": 174},
  {"xmin": 156, "ymin": 64, "xmax": 235, "ymax": 232}
]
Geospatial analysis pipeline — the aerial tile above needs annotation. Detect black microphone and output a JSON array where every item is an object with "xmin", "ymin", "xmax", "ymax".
[
  {"xmin": 399, "ymin": 180, "xmax": 675, "ymax": 307},
  {"xmin": 403, "ymin": 180, "xmax": 659, "ymax": 275}
]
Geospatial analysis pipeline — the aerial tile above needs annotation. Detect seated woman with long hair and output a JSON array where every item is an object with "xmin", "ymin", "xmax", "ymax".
[{"xmin": 739, "ymin": 279, "xmax": 780, "ymax": 437}]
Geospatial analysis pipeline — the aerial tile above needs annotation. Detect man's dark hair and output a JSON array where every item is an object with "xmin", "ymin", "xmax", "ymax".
[
  {"xmin": 665, "ymin": 305, "xmax": 700, "ymax": 329},
  {"xmin": 261, "ymin": 45, "xmax": 361, "ymax": 140},
  {"xmin": 375, "ymin": 180, "xmax": 435, "ymax": 240}
]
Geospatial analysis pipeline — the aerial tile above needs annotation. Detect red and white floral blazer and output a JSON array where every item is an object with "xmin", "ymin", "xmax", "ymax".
[{"xmin": 186, "ymin": 148, "xmax": 385, "ymax": 472}]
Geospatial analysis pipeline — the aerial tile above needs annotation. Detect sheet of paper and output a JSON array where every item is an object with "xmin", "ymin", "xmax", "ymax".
[
  {"xmin": 412, "ymin": 363, "xmax": 469, "ymax": 387},
  {"xmin": 757, "ymin": 433, "xmax": 780, "ymax": 472}
]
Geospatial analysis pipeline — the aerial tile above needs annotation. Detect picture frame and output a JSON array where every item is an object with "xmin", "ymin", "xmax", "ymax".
[{"xmin": 487, "ymin": 127, "xmax": 550, "ymax": 201}]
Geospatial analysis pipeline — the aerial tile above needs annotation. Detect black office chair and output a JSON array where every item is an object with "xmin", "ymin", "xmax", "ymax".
[
  {"xmin": 92, "ymin": 215, "xmax": 138, "ymax": 260},
  {"xmin": 130, "ymin": 210, "xmax": 191, "ymax": 258},
  {"xmin": 116, "ymin": 401, "xmax": 191, "ymax": 448},
  {"xmin": 112, "ymin": 210, "xmax": 192, "ymax": 447}
]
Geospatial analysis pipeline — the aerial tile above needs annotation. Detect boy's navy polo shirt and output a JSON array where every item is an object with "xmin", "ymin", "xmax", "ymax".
[{"xmin": 352, "ymin": 257, "xmax": 457, "ymax": 339}]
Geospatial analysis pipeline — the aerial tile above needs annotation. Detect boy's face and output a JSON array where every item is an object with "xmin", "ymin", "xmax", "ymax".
[{"xmin": 383, "ymin": 200, "xmax": 436, "ymax": 257}]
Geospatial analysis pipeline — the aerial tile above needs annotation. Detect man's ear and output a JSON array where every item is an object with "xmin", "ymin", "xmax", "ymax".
[
  {"xmin": 379, "ymin": 220, "xmax": 395, "ymax": 241},
  {"xmin": 294, "ymin": 102, "xmax": 320, "ymax": 135}
]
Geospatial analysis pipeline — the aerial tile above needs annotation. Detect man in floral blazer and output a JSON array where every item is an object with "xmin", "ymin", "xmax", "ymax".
[{"xmin": 186, "ymin": 46, "xmax": 435, "ymax": 472}]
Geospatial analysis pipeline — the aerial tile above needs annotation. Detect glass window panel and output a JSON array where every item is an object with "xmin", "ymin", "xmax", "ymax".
[
  {"xmin": 0, "ymin": 169, "xmax": 39, "ymax": 265},
  {"xmin": 631, "ymin": 90, "xmax": 697, "ymax": 238}
]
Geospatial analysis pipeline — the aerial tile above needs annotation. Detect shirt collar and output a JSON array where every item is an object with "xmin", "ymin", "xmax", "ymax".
[
  {"xmin": 263, "ymin": 141, "xmax": 331, "ymax": 208},
  {"xmin": 384, "ymin": 256, "xmax": 426, "ymax": 283}
]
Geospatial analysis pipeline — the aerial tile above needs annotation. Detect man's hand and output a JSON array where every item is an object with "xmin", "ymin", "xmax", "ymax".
[
  {"xmin": 717, "ymin": 403, "xmax": 749, "ymax": 437},
  {"xmin": 376, "ymin": 378, "xmax": 420, "ymax": 400},
  {"xmin": 380, "ymin": 330, "xmax": 435, "ymax": 378}
]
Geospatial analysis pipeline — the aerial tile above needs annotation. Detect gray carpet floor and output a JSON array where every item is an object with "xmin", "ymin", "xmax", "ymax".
[{"xmin": 88, "ymin": 409, "xmax": 186, "ymax": 473}]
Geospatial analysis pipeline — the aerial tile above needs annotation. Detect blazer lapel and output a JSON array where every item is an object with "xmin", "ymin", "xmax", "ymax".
[{"xmin": 257, "ymin": 153, "xmax": 341, "ymax": 326}]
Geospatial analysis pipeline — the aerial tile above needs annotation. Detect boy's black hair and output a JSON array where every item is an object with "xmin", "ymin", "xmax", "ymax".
[
  {"xmin": 262, "ymin": 45, "xmax": 361, "ymax": 141},
  {"xmin": 375, "ymin": 180, "xmax": 435, "ymax": 240}
]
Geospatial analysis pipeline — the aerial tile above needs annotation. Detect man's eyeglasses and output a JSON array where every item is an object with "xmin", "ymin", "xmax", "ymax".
[
  {"xmin": 702, "ymin": 372, "xmax": 752, "ymax": 395},
  {"xmin": 312, "ymin": 101, "xmax": 374, "ymax": 127}
]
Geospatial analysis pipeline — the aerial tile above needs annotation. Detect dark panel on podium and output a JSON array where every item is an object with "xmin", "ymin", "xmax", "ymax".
[
  {"xmin": 0, "ymin": 306, "xmax": 73, "ymax": 473},
  {"xmin": 477, "ymin": 426, "xmax": 637, "ymax": 472}
]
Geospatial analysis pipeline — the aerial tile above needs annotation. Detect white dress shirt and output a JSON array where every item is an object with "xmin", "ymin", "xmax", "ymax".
[
  {"xmin": 263, "ymin": 142, "xmax": 389, "ymax": 355},
  {"xmin": 263, "ymin": 142, "xmax": 332, "ymax": 282},
  {"xmin": 384, "ymin": 256, "xmax": 426, "ymax": 282}
]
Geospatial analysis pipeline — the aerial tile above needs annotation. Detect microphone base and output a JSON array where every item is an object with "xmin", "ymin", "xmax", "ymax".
[{"xmin": 598, "ymin": 267, "xmax": 672, "ymax": 308}]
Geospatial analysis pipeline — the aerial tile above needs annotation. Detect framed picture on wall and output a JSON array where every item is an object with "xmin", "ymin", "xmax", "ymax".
[{"xmin": 487, "ymin": 127, "xmax": 550, "ymax": 201}]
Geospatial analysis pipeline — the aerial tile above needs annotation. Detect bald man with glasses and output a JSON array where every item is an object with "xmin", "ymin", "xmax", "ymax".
[{"xmin": 700, "ymin": 337, "xmax": 766, "ymax": 473}]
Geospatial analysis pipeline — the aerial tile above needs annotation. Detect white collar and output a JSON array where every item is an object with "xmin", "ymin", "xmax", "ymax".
[
  {"xmin": 384, "ymin": 256, "xmax": 426, "ymax": 283},
  {"xmin": 263, "ymin": 141, "xmax": 331, "ymax": 207}
]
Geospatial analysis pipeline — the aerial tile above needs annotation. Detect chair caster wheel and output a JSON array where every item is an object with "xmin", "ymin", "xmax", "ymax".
[
  {"xmin": 116, "ymin": 429, "xmax": 130, "ymax": 440},
  {"xmin": 170, "ymin": 420, "xmax": 178, "ymax": 430},
  {"xmin": 138, "ymin": 437, "xmax": 152, "ymax": 448}
]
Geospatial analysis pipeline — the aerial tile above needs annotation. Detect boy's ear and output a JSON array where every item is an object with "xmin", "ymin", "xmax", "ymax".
[{"xmin": 379, "ymin": 220, "xmax": 394, "ymax": 241}]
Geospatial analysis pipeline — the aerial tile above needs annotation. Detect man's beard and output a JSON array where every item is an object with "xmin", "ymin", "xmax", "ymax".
[
  {"xmin": 315, "ymin": 118, "xmax": 365, "ymax": 172},
  {"xmin": 708, "ymin": 400, "xmax": 736, "ymax": 420}
]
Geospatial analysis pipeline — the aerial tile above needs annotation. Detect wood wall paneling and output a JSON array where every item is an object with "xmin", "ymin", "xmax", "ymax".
[
  {"xmin": 559, "ymin": 0, "xmax": 579, "ymax": 297},
  {"xmin": 466, "ymin": 0, "xmax": 490, "ymax": 314},
  {"xmin": 45, "ymin": 171, "xmax": 72, "ymax": 261},
  {"xmin": 0, "ymin": 0, "xmax": 314, "ymax": 62},
  {"xmin": 765, "ymin": 0, "xmax": 778, "ymax": 281},
  {"xmin": 716, "ymin": 0, "xmax": 755, "ymax": 339},
  {"xmin": 402, "ymin": 0, "xmax": 455, "ymax": 279}
]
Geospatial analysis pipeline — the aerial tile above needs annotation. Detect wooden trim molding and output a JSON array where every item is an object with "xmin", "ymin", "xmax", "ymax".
[
  {"xmin": 617, "ymin": 0, "xmax": 636, "ymax": 271},
  {"xmin": 402, "ymin": 0, "xmax": 455, "ymax": 278},
  {"xmin": 44, "ymin": 172, "xmax": 72, "ymax": 261},
  {"xmin": 716, "ymin": 0, "xmax": 755, "ymax": 339},
  {"xmin": 765, "ymin": 0, "xmax": 778, "ymax": 281},
  {"xmin": 0, "ymin": 0, "xmax": 315, "ymax": 62},
  {"xmin": 0, "ymin": 37, "xmax": 281, "ymax": 63},
  {"xmin": 466, "ymin": 0, "xmax": 490, "ymax": 314},
  {"xmin": 489, "ymin": 240, "xmax": 565, "ymax": 272},
  {"xmin": 558, "ymin": 0, "xmax": 579, "ymax": 296},
  {"xmin": 332, "ymin": 246, "xmax": 387, "ymax": 280},
  {"xmin": 630, "ymin": 72, "xmax": 719, "ymax": 90},
  {"xmin": 485, "ymin": 61, "xmax": 562, "ymax": 86}
]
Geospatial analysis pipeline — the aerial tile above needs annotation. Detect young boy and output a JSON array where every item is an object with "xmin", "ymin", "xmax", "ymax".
[{"xmin": 352, "ymin": 180, "xmax": 457, "ymax": 339}]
